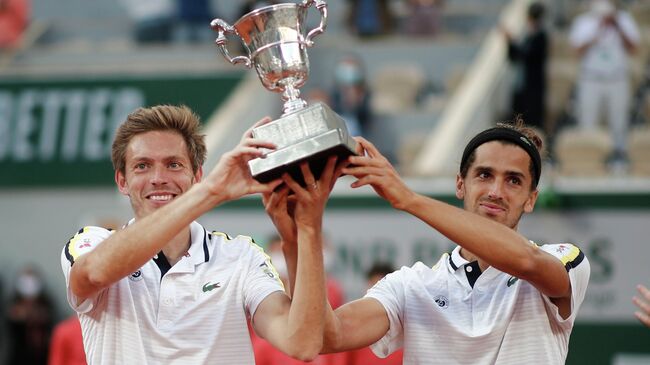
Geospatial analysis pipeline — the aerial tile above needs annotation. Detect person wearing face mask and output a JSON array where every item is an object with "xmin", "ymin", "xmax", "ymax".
[
  {"xmin": 331, "ymin": 56, "xmax": 373, "ymax": 138},
  {"xmin": 569, "ymin": 0, "xmax": 641, "ymax": 169},
  {"xmin": 7, "ymin": 266, "xmax": 54, "ymax": 365}
]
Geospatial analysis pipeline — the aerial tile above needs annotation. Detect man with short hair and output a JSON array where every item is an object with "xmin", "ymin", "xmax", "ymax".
[
  {"xmin": 61, "ymin": 105, "xmax": 336, "ymax": 364},
  {"xmin": 305, "ymin": 121, "xmax": 590, "ymax": 364}
]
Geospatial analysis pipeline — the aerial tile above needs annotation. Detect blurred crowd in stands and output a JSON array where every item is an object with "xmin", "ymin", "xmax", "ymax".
[
  {"xmin": 0, "ymin": 252, "xmax": 402, "ymax": 364},
  {"xmin": 0, "ymin": 0, "xmax": 29, "ymax": 48},
  {"xmin": 1, "ymin": 2, "xmax": 650, "ymax": 363}
]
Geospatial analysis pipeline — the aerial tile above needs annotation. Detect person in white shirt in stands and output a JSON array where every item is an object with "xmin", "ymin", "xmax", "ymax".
[
  {"xmin": 569, "ymin": 0, "xmax": 641, "ymax": 166},
  {"xmin": 298, "ymin": 120, "xmax": 590, "ymax": 364},
  {"xmin": 60, "ymin": 104, "xmax": 338, "ymax": 364}
]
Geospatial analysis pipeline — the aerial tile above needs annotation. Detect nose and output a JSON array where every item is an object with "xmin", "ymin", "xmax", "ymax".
[
  {"xmin": 487, "ymin": 179, "xmax": 505, "ymax": 200},
  {"xmin": 149, "ymin": 165, "xmax": 168, "ymax": 185}
]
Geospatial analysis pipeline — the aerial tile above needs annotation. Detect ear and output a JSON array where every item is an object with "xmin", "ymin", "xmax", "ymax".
[
  {"xmin": 523, "ymin": 189, "xmax": 538, "ymax": 213},
  {"xmin": 455, "ymin": 174, "xmax": 465, "ymax": 200},
  {"xmin": 115, "ymin": 170, "xmax": 129, "ymax": 196},
  {"xmin": 194, "ymin": 166, "xmax": 203, "ymax": 183}
]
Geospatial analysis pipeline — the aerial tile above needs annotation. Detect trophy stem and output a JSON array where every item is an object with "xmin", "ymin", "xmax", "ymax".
[{"xmin": 281, "ymin": 80, "xmax": 307, "ymax": 115}]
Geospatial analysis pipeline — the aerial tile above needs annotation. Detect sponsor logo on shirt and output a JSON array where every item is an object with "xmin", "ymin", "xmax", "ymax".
[
  {"xmin": 434, "ymin": 295, "xmax": 449, "ymax": 309},
  {"xmin": 129, "ymin": 270, "xmax": 143, "ymax": 281},
  {"xmin": 78, "ymin": 238, "xmax": 92, "ymax": 249},
  {"xmin": 259, "ymin": 262, "xmax": 276, "ymax": 279},
  {"xmin": 202, "ymin": 282, "xmax": 221, "ymax": 292},
  {"xmin": 507, "ymin": 276, "xmax": 519, "ymax": 287}
]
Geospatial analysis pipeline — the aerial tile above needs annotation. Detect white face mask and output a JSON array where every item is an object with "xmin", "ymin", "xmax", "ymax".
[
  {"xmin": 16, "ymin": 274, "xmax": 42, "ymax": 298},
  {"xmin": 335, "ymin": 63, "xmax": 363, "ymax": 85}
]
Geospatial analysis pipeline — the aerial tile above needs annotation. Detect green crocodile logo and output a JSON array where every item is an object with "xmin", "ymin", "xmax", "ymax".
[
  {"xmin": 507, "ymin": 276, "xmax": 519, "ymax": 287},
  {"xmin": 202, "ymin": 282, "xmax": 221, "ymax": 292}
]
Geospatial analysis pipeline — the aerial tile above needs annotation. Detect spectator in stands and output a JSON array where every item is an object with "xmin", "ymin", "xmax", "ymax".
[
  {"xmin": 331, "ymin": 55, "xmax": 373, "ymax": 137},
  {"xmin": 238, "ymin": 0, "xmax": 280, "ymax": 18},
  {"xmin": 48, "ymin": 315, "xmax": 86, "ymax": 365},
  {"xmin": 501, "ymin": 2, "xmax": 548, "ymax": 132},
  {"xmin": 174, "ymin": 0, "xmax": 213, "ymax": 43},
  {"xmin": 633, "ymin": 284, "xmax": 650, "ymax": 328},
  {"xmin": 346, "ymin": 0, "xmax": 393, "ymax": 38},
  {"xmin": 346, "ymin": 262, "xmax": 403, "ymax": 365},
  {"xmin": 403, "ymin": 0, "xmax": 444, "ymax": 37},
  {"xmin": 0, "ymin": 0, "xmax": 30, "ymax": 49},
  {"xmin": 251, "ymin": 234, "xmax": 347, "ymax": 365},
  {"xmin": 119, "ymin": 0, "xmax": 174, "ymax": 44},
  {"xmin": 569, "ymin": 0, "xmax": 641, "ymax": 167},
  {"xmin": 7, "ymin": 265, "xmax": 54, "ymax": 365}
]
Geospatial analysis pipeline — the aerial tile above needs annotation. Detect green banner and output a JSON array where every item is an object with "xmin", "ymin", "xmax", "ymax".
[{"xmin": 0, "ymin": 73, "xmax": 243, "ymax": 186}]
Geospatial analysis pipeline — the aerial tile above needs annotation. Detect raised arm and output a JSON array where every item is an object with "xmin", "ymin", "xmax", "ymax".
[
  {"xmin": 343, "ymin": 138, "xmax": 572, "ymax": 307},
  {"xmin": 322, "ymin": 297, "xmax": 390, "ymax": 353},
  {"xmin": 253, "ymin": 159, "xmax": 338, "ymax": 360},
  {"xmin": 69, "ymin": 118, "xmax": 282, "ymax": 300}
]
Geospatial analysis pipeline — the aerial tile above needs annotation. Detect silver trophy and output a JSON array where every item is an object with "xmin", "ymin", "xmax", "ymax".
[{"xmin": 211, "ymin": 0, "xmax": 356, "ymax": 183}]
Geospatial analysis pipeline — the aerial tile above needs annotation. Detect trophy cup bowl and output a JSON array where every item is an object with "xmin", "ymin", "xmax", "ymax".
[{"xmin": 211, "ymin": 0, "xmax": 357, "ymax": 183}]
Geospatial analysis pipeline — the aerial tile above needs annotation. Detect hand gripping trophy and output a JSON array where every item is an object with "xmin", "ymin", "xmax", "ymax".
[{"xmin": 211, "ymin": 0, "xmax": 357, "ymax": 183}]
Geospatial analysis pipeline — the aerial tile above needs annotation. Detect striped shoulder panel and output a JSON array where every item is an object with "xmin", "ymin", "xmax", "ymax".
[
  {"xmin": 64, "ymin": 227, "xmax": 113, "ymax": 265},
  {"xmin": 239, "ymin": 234, "xmax": 284, "ymax": 289},
  {"xmin": 558, "ymin": 244, "xmax": 585, "ymax": 272},
  {"xmin": 543, "ymin": 243, "xmax": 585, "ymax": 272},
  {"xmin": 210, "ymin": 231, "xmax": 234, "ymax": 241}
]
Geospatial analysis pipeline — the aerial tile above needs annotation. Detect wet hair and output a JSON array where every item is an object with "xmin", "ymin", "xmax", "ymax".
[
  {"xmin": 111, "ymin": 105, "xmax": 206, "ymax": 175},
  {"xmin": 459, "ymin": 117, "xmax": 544, "ymax": 189}
]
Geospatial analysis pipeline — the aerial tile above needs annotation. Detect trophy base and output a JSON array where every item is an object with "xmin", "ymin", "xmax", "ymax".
[{"xmin": 248, "ymin": 103, "xmax": 357, "ymax": 184}]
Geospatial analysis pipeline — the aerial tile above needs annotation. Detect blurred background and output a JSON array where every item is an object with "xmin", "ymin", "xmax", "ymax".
[{"xmin": 1, "ymin": 0, "xmax": 649, "ymax": 364}]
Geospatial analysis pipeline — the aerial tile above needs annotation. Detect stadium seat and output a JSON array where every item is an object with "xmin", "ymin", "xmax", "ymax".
[{"xmin": 554, "ymin": 127, "xmax": 612, "ymax": 176}]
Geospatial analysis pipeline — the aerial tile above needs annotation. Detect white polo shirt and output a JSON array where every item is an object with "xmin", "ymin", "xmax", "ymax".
[
  {"xmin": 366, "ymin": 243, "xmax": 590, "ymax": 365},
  {"xmin": 61, "ymin": 221, "xmax": 284, "ymax": 365}
]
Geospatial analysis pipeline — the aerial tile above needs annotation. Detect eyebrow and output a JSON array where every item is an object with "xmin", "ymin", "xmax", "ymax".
[
  {"xmin": 130, "ymin": 155, "xmax": 186, "ymax": 162},
  {"xmin": 474, "ymin": 165, "xmax": 527, "ymax": 179}
]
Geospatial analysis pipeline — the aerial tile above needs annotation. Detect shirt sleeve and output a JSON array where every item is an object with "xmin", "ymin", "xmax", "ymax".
[
  {"xmin": 569, "ymin": 15, "xmax": 598, "ymax": 48},
  {"xmin": 617, "ymin": 12, "xmax": 641, "ymax": 45},
  {"xmin": 60, "ymin": 226, "xmax": 112, "ymax": 314},
  {"xmin": 364, "ymin": 269, "xmax": 406, "ymax": 358},
  {"xmin": 241, "ymin": 237, "xmax": 285, "ymax": 319},
  {"xmin": 539, "ymin": 243, "xmax": 591, "ymax": 325}
]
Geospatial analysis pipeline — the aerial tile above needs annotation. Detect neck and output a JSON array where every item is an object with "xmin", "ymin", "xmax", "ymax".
[
  {"xmin": 459, "ymin": 248, "xmax": 489, "ymax": 272},
  {"xmin": 162, "ymin": 227, "xmax": 192, "ymax": 266}
]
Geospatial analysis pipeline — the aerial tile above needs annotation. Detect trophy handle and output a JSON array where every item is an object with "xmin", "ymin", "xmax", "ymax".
[
  {"xmin": 210, "ymin": 18, "xmax": 253, "ymax": 68},
  {"xmin": 302, "ymin": 0, "xmax": 328, "ymax": 47}
]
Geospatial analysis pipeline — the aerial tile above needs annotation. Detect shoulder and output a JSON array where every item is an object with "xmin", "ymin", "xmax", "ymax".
[
  {"xmin": 383, "ymin": 255, "xmax": 448, "ymax": 283},
  {"xmin": 63, "ymin": 226, "xmax": 114, "ymax": 265},
  {"xmin": 539, "ymin": 243, "xmax": 587, "ymax": 271},
  {"xmin": 207, "ymin": 230, "xmax": 266, "ymax": 259}
]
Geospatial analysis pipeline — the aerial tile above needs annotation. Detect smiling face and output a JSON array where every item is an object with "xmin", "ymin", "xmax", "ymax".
[
  {"xmin": 115, "ymin": 130, "xmax": 202, "ymax": 219},
  {"xmin": 456, "ymin": 141, "xmax": 538, "ymax": 230}
]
